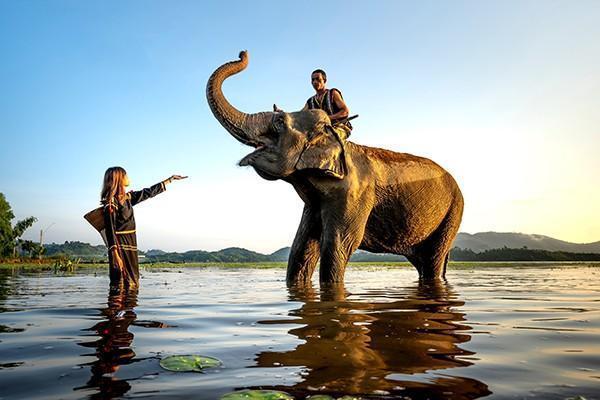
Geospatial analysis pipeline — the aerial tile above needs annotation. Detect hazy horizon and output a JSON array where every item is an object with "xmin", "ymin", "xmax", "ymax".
[
  {"xmin": 2, "ymin": 1, "xmax": 599, "ymax": 253},
  {"xmin": 41, "ymin": 230, "xmax": 600, "ymax": 255}
]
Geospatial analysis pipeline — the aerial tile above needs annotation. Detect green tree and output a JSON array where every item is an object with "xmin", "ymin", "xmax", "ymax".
[
  {"xmin": 0, "ymin": 193, "xmax": 37, "ymax": 258},
  {"xmin": 19, "ymin": 239, "xmax": 45, "ymax": 258}
]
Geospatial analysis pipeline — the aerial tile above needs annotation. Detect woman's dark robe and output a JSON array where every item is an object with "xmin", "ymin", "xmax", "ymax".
[{"xmin": 103, "ymin": 182, "xmax": 165, "ymax": 286}]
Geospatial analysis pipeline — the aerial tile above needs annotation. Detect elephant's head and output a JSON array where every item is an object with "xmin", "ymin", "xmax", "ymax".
[{"xmin": 206, "ymin": 51, "xmax": 346, "ymax": 181}]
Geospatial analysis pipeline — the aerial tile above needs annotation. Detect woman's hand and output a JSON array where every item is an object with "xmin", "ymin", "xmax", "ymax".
[
  {"xmin": 164, "ymin": 175, "xmax": 188, "ymax": 184},
  {"xmin": 111, "ymin": 248, "xmax": 125, "ymax": 271}
]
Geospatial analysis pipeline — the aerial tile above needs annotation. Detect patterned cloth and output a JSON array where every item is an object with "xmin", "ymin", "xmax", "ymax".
[{"xmin": 103, "ymin": 182, "xmax": 166, "ymax": 286}]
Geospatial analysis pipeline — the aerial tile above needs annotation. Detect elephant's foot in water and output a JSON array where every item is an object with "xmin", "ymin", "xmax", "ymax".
[
  {"xmin": 286, "ymin": 206, "xmax": 321, "ymax": 286},
  {"xmin": 318, "ymin": 215, "xmax": 369, "ymax": 283},
  {"xmin": 314, "ymin": 200, "xmax": 371, "ymax": 283},
  {"xmin": 319, "ymin": 244, "xmax": 352, "ymax": 283},
  {"xmin": 408, "ymin": 202, "xmax": 461, "ymax": 280},
  {"xmin": 288, "ymin": 237, "xmax": 357, "ymax": 284},
  {"xmin": 408, "ymin": 251, "xmax": 450, "ymax": 280}
]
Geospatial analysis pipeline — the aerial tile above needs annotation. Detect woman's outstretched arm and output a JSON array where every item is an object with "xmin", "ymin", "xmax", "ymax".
[{"xmin": 129, "ymin": 175, "xmax": 188, "ymax": 206}]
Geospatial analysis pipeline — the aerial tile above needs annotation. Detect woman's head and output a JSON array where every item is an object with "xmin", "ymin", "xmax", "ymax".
[{"xmin": 101, "ymin": 166, "xmax": 129, "ymax": 203}]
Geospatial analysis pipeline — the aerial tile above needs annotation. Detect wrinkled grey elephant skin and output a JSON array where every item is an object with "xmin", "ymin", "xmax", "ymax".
[{"xmin": 206, "ymin": 51, "xmax": 464, "ymax": 284}]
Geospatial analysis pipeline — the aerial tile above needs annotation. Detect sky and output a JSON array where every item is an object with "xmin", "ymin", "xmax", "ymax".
[{"xmin": 1, "ymin": 1, "xmax": 599, "ymax": 253}]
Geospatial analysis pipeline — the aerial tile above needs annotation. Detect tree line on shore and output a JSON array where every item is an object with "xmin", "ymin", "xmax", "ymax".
[
  {"xmin": 0, "ymin": 193, "xmax": 40, "ymax": 258},
  {"xmin": 4, "ymin": 240, "xmax": 599, "ymax": 263},
  {"xmin": 449, "ymin": 247, "xmax": 600, "ymax": 262}
]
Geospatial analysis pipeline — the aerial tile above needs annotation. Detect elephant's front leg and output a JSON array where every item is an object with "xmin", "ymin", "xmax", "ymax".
[
  {"xmin": 319, "ymin": 204, "xmax": 370, "ymax": 283},
  {"xmin": 287, "ymin": 205, "xmax": 322, "ymax": 286}
]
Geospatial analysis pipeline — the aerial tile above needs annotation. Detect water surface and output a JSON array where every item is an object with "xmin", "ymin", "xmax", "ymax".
[{"xmin": 0, "ymin": 265, "xmax": 599, "ymax": 399}]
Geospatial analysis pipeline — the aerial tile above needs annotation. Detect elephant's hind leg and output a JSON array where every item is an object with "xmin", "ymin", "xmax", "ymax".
[
  {"xmin": 414, "ymin": 197, "xmax": 463, "ymax": 280},
  {"xmin": 287, "ymin": 205, "xmax": 322, "ymax": 286},
  {"xmin": 410, "ymin": 247, "xmax": 449, "ymax": 280}
]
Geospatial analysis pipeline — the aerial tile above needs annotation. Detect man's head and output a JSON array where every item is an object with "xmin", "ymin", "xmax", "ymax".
[{"xmin": 311, "ymin": 69, "xmax": 327, "ymax": 92}]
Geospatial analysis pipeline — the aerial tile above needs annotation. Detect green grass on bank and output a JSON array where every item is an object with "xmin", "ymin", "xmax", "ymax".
[{"xmin": 1, "ymin": 260, "xmax": 599, "ymax": 272}]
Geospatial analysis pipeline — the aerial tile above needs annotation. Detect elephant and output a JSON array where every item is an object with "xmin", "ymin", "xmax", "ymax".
[{"xmin": 206, "ymin": 51, "xmax": 464, "ymax": 284}]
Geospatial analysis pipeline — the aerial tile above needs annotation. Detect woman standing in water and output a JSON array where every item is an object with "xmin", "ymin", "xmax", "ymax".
[{"xmin": 101, "ymin": 167, "xmax": 187, "ymax": 287}]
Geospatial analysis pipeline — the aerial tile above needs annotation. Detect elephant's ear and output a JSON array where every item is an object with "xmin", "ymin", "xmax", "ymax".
[{"xmin": 295, "ymin": 125, "xmax": 347, "ymax": 179}]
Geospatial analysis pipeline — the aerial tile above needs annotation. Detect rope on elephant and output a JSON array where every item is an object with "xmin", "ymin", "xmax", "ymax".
[{"xmin": 332, "ymin": 114, "xmax": 359, "ymax": 127}]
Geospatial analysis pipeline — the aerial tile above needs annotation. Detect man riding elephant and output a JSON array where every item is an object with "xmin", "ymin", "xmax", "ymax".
[
  {"xmin": 206, "ymin": 51, "xmax": 464, "ymax": 285},
  {"xmin": 274, "ymin": 68, "xmax": 352, "ymax": 179},
  {"xmin": 303, "ymin": 69, "xmax": 352, "ymax": 140}
]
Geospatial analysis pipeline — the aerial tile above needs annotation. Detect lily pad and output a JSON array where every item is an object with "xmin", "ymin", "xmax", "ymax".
[
  {"xmin": 159, "ymin": 355, "xmax": 222, "ymax": 372},
  {"xmin": 220, "ymin": 389, "xmax": 294, "ymax": 400}
]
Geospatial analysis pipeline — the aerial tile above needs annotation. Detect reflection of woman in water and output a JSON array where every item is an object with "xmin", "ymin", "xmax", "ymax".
[
  {"xmin": 76, "ymin": 286, "xmax": 169, "ymax": 398},
  {"xmin": 77, "ymin": 286, "xmax": 139, "ymax": 398},
  {"xmin": 101, "ymin": 167, "xmax": 186, "ymax": 287}
]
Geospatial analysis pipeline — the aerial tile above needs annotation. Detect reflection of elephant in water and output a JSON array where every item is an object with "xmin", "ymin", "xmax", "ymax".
[
  {"xmin": 253, "ymin": 281, "xmax": 491, "ymax": 399},
  {"xmin": 207, "ymin": 51, "xmax": 464, "ymax": 283}
]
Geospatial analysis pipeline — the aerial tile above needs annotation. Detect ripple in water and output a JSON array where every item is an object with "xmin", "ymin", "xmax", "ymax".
[{"xmin": 0, "ymin": 265, "xmax": 598, "ymax": 399}]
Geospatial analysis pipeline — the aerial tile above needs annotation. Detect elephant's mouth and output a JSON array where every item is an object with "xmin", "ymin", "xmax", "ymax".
[
  {"xmin": 237, "ymin": 140, "xmax": 281, "ymax": 181},
  {"xmin": 238, "ymin": 145, "xmax": 265, "ymax": 166},
  {"xmin": 239, "ymin": 151, "xmax": 280, "ymax": 181},
  {"xmin": 238, "ymin": 136, "xmax": 276, "ymax": 167}
]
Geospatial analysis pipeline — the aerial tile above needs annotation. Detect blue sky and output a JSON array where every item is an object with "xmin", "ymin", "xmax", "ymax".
[{"xmin": 1, "ymin": 1, "xmax": 599, "ymax": 252}]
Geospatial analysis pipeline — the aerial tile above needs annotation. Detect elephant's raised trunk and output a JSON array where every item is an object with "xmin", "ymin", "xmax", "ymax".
[{"xmin": 206, "ymin": 51, "xmax": 272, "ymax": 146}]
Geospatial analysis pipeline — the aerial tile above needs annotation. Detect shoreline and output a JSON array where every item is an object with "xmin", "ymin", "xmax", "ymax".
[{"xmin": 2, "ymin": 260, "xmax": 600, "ymax": 272}]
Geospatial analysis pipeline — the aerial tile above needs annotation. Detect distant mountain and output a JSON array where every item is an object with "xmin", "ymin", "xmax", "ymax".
[
  {"xmin": 145, "ymin": 249, "xmax": 166, "ymax": 256},
  {"xmin": 44, "ymin": 241, "xmax": 107, "ymax": 257},
  {"xmin": 213, "ymin": 247, "xmax": 271, "ymax": 262},
  {"xmin": 143, "ymin": 247, "xmax": 271, "ymax": 263},
  {"xmin": 266, "ymin": 247, "xmax": 408, "ymax": 262},
  {"xmin": 350, "ymin": 250, "xmax": 407, "ymax": 262},
  {"xmin": 453, "ymin": 232, "xmax": 600, "ymax": 253},
  {"xmin": 269, "ymin": 232, "xmax": 600, "ymax": 262},
  {"xmin": 41, "ymin": 232, "xmax": 600, "ymax": 262},
  {"xmin": 269, "ymin": 247, "xmax": 291, "ymax": 262}
]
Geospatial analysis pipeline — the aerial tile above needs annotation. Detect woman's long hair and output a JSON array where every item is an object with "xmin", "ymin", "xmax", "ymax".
[{"xmin": 101, "ymin": 167, "xmax": 128, "ymax": 205}]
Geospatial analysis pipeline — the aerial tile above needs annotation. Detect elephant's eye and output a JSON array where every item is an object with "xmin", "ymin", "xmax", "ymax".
[{"xmin": 273, "ymin": 117, "xmax": 285, "ymax": 131}]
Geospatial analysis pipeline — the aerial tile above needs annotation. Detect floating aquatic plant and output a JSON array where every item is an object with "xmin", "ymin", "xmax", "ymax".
[
  {"xmin": 220, "ymin": 389, "xmax": 294, "ymax": 399},
  {"xmin": 159, "ymin": 355, "xmax": 222, "ymax": 372}
]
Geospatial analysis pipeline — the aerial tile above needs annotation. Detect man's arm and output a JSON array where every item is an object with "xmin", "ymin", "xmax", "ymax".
[{"xmin": 329, "ymin": 89, "xmax": 349, "ymax": 122}]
